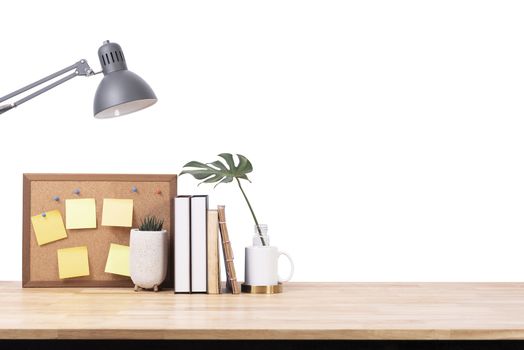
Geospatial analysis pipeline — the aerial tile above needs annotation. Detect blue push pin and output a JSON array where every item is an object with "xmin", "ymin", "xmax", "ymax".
[
  {"xmin": 41, "ymin": 212, "xmax": 47, "ymax": 218},
  {"xmin": 131, "ymin": 186, "xmax": 138, "ymax": 193},
  {"xmin": 73, "ymin": 188, "xmax": 80, "ymax": 195},
  {"xmin": 52, "ymin": 195, "xmax": 60, "ymax": 202}
]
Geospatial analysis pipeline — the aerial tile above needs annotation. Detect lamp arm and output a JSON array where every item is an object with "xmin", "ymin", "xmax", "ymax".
[{"xmin": 0, "ymin": 59, "xmax": 97, "ymax": 114}]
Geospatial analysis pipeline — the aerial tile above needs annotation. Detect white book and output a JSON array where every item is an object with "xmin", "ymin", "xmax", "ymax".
[
  {"xmin": 174, "ymin": 196, "xmax": 191, "ymax": 293},
  {"xmin": 191, "ymin": 195, "xmax": 208, "ymax": 293}
]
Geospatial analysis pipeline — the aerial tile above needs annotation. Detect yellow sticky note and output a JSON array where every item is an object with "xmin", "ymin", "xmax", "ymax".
[
  {"xmin": 65, "ymin": 198, "xmax": 97, "ymax": 229},
  {"xmin": 57, "ymin": 246, "xmax": 90, "ymax": 279},
  {"xmin": 105, "ymin": 243, "xmax": 130, "ymax": 277},
  {"xmin": 102, "ymin": 199, "xmax": 133, "ymax": 227},
  {"xmin": 31, "ymin": 210, "xmax": 68, "ymax": 246}
]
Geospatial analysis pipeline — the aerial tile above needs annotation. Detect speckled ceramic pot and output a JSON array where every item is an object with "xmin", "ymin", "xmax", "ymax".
[{"xmin": 129, "ymin": 229, "xmax": 168, "ymax": 292}]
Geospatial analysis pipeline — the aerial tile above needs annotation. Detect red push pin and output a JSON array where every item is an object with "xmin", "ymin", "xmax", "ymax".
[{"xmin": 155, "ymin": 189, "xmax": 162, "ymax": 195}]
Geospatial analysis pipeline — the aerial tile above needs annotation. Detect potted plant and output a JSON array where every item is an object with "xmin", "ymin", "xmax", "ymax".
[
  {"xmin": 181, "ymin": 153, "xmax": 294, "ymax": 290},
  {"xmin": 129, "ymin": 215, "xmax": 168, "ymax": 292}
]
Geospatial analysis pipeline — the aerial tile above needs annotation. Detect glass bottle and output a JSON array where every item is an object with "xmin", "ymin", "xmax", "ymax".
[{"xmin": 253, "ymin": 224, "xmax": 270, "ymax": 247}]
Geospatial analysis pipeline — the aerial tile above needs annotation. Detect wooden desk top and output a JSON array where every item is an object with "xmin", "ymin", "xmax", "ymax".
[{"xmin": 1, "ymin": 282, "xmax": 524, "ymax": 340}]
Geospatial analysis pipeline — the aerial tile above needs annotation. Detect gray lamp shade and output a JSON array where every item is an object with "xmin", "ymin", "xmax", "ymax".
[{"xmin": 93, "ymin": 41, "xmax": 157, "ymax": 119}]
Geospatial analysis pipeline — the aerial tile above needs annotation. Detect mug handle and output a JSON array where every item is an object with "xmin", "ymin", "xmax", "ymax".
[{"xmin": 277, "ymin": 251, "xmax": 294, "ymax": 283}]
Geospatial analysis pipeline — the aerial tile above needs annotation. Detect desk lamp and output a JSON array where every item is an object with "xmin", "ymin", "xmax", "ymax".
[{"xmin": 0, "ymin": 40, "xmax": 157, "ymax": 118}]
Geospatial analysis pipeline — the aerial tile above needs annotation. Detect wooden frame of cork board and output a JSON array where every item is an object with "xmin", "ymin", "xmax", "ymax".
[{"xmin": 22, "ymin": 174, "xmax": 177, "ymax": 288}]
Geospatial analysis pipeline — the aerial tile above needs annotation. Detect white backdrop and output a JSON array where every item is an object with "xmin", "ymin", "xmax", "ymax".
[{"xmin": 1, "ymin": 0, "xmax": 523, "ymax": 282}]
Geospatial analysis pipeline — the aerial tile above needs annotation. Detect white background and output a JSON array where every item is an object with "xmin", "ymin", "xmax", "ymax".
[{"xmin": 1, "ymin": 0, "xmax": 523, "ymax": 282}]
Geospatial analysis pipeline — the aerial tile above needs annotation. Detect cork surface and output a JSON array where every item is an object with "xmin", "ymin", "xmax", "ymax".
[{"xmin": 23, "ymin": 174, "xmax": 177, "ymax": 288}]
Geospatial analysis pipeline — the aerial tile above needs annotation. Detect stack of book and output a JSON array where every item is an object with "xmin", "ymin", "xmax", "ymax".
[{"xmin": 174, "ymin": 195, "xmax": 221, "ymax": 294}]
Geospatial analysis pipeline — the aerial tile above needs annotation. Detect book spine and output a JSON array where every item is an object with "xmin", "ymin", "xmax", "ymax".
[
  {"xmin": 217, "ymin": 205, "xmax": 240, "ymax": 294},
  {"xmin": 207, "ymin": 209, "xmax": 220, "ymax": 294},
  {"xmin": 190, "ymin": 196, "xmax": 208, "ymax": 293},
  {"xmin": 174, "ymin": 196, "xmax": 191, "ymax": 293}
]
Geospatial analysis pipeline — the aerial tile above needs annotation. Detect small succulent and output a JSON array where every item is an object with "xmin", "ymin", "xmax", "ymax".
[{"xmin": 139, "ymin": 215, "xmax": 164, "ymax": 231}]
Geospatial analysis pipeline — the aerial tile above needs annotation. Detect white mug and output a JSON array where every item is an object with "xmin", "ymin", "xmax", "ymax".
[{"xmin": 244, "ymin": 246, "xmax": 294, "ymax": 286}]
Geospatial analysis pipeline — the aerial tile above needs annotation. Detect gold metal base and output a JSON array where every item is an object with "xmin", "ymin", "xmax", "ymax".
[{"xmin": 241, "ymin": 283, "xmax": 283, "ymax": 294}]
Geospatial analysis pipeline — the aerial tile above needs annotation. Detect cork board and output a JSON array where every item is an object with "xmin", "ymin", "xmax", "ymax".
[{"xmin": 22, "ymin": 174, "xmax": 177, "ymax": 288}]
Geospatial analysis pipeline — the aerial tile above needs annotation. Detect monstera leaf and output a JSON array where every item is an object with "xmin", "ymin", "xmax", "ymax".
[
  {"xmin": 180, "ymin": 153, "xmax": 253, "ymax": 187},
  {"xmin": 180, "ymin": 153, "xmax": 267, "ymax": 245}
]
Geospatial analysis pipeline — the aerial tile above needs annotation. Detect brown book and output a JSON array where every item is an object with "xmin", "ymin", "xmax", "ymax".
[
  {"xmin": 207, "ymin": 209, "xmax": 220, "ymax": 294},
  {"xmin": 217, "ymin": 205, "xmax": 240, "ymax": 294}
]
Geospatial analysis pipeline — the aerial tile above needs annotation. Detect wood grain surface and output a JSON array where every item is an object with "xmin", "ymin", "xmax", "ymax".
[{"xmin": 1, "ymin": 282, "xmax": 524, "ymax": 340}]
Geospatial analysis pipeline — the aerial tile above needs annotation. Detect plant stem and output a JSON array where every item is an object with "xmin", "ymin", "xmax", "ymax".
[{"xmin": 236, "ymin": 177, "xmax": 267, "ymax": 246}]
